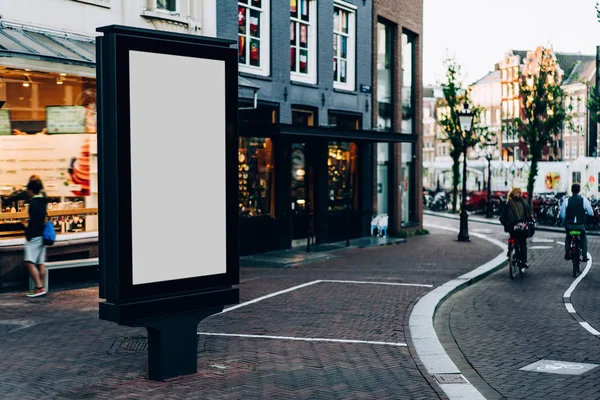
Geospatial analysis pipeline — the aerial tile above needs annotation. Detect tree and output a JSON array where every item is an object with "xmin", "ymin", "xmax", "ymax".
[
  {"xmin": 438, "ymin": 58, "xmax": 490, "ymax": 212},
  {"xmin": 514, "ymin": 47, "xmax": 572, "ymax": 208}
]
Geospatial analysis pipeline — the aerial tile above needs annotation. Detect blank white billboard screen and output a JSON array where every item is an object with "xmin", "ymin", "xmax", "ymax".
[{"xmin": 128, "ymin": 50, "xmax": 227, "ymax": 285}]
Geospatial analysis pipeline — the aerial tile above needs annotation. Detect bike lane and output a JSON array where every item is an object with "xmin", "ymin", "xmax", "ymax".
[{"xmin": 426, "ymin": 215, "xmax": 600, "ymax": 399}]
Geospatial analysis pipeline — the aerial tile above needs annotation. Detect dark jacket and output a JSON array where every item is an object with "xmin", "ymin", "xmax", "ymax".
[
  {"xmin": 565, "ymin": 195, "xmax": 586, "ymax": 225},
  {"xmin": 499, "ymin": 198, "xmax": 531, "ymax": 231},
  {"xmin": 26, "ymin": 196, "xmax": 48, "ymax": 241}
]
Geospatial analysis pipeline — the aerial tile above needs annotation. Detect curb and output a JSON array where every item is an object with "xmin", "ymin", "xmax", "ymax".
[
  {"xmin": 423, "ymin": 210, "xmax": 600, "ymax": 236},
  {"xmin": 408, "ymin": 224, "xmax": 508, "ymax": 400}
]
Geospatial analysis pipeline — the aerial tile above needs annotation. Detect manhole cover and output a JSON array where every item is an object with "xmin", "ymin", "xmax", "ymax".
[
  {"xmin": 432, "ymin": 374, "xmax": 470, "ymax": 384},
  {"xmin": 520, "ymin": 359, "xmax": 599, "ymax": 375}
]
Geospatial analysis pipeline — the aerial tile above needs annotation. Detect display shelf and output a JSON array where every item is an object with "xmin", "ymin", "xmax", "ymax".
[{"xmin": 0, "ymin": 207, "xmax": 98, "ymax": 221}]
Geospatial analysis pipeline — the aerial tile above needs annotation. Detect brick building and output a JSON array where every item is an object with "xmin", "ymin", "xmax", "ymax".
[{"xmin": 372, "ymin": 0, "xmax": 423, "ymax": 234}]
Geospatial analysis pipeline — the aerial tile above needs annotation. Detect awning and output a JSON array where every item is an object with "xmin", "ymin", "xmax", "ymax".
[
  {"xmin": 241, "ymin": 122, "xmax": 418, "ymax": 143},
  {"xmin": 0, "ymin": 21, "xmax": 95, "ymax": 76}
]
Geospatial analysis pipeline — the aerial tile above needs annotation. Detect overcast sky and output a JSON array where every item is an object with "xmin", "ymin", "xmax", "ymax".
[{"xmin": 423, "ymin": 0, "xmax": 600, "ymax": 86}]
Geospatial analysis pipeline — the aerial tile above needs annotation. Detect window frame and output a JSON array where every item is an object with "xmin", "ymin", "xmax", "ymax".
[
  {"xmin": 333, "ymin": 0, "xmax": 356, "ymax": 91},
  {"xmin": 238, "ymin": 0, "xmax": 271, "ymax": 77},
  {"xmin": 290, "ymin": 0, "xmax": 318, "ymax": 84},
  {"xmin": 155, "ymin": 0, "xmax": 179, "ymax": 14}
]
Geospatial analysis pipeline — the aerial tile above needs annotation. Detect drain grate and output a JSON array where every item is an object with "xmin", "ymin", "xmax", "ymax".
[
  {"xmin": 432, "ymin": 373, "xmax": 470, "ymax": 384},
  {"xmin": 112, "ymin": 336, "xmax": 203, "ymax": 353}
]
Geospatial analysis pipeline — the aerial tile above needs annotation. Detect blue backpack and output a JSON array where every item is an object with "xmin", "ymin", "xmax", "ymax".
[{"xmin": 43, "ymin": 221, "xmax": 56, "ymax": 246}]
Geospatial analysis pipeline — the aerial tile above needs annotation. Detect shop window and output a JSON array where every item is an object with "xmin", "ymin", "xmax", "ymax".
[
  {"xmin": 239, "ymin": 103, "xmax": 278, "ymax": 125},
  {"xmin": 376, "ymin": 143, "xmax": 389, "ymax": 215},
  {"xmin": 328, "ymin": 111, "xmax": 361, "ymax": 130},
  {"xmin": 327, "ymin": 141, "xmax": 358, "ymax": 211},
  {"xmin": 238, "ymin": 137, "xmax": 274, "ymax": 217},
  {"xmin": 376, "ymin": 21, "xmax": 393, "ymax": 131},
  {"xmin": 333, "ymin": 1, "xmax": 356, "ymax": 91},
  {"xmin": 156, "ymin": 0, "xmax": 177, "ymax": 12},
  {"xmin": 401, "ymin": 143, "xmax": 415, "ymax": 224},
  {"xmin": 401, "ymin": 31, "xmax": 415, "ymax": 134},
  {"xmin": 292, "ymin": 107, "xmax": 316, "ymax": 127},
  {"xmin": 238, "ymin": 0, "xmax": 270, "ymax": 76},
  {"xmin": 290, "ymin": 0, "xmax": 317, "ymax": 84}
]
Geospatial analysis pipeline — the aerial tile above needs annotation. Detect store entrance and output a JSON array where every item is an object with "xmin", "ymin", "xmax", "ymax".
[{"xmin": 290, "ymin": 142, "xmax": 315, "ymax": 246}]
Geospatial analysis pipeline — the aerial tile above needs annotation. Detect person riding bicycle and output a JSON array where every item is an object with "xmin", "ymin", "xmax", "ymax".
[
  {"xmin": 560, "ymin": 183, "xmax": 593, "ymax": 261},
  {"xmin": 499, "ymin": 188, "xmax": 532, "ymax": 269}
]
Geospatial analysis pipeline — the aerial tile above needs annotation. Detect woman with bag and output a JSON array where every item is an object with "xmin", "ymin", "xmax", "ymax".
[
  {"xmin": 499, "ymin": 188, "xmax": 532, "ymax": 269},
  {"xmin": 24, "ymin": 177, "xmax": 49, "ymax": 297}
]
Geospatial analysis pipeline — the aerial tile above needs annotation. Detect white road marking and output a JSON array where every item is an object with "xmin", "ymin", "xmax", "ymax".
[
  {"xmin": 222, "ymin": 280, "xmax": 321, "ymax": 314},
  {"xmin": 556, "ymin": 242, "xmax": 565, "ymax": 246},
  {"xmin": 563, "ymin": 254, "xmax": 593, "ymax": 299},
  {"xmin": 197, "ymin": 332, "xmax": 407, "ymax": 347},
  {"xmin": 530, "ymin": 246, "xmax": 553, "ymax": 249},
  {"xmin": 532, "ymin": 238, "xmax": 554, "ymax": 243},
  {"xmin": 565, "ymin": 303, "xmax": 576, "ymax": 313},
  {"xmin": 580, "ymin": 322, "xmax": 600, "ymax": 336},
  {"xmin": 320, "ymin": 279, "xmax": 433, "ymax": 288}
]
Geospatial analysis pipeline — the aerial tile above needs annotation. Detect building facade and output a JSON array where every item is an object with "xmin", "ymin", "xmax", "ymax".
[{"xmin": 372, "ymin": 0, "xmax": 423, "ymax": 235}]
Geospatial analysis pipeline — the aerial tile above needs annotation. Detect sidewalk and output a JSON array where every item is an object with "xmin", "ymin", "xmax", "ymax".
[
  {"xmin": 424, "ymin": 210, "xmax": 597, "ymax": 235},
  {"xmin": 0, "ymin": 228, "xmax": 501, "ymax": 399}
]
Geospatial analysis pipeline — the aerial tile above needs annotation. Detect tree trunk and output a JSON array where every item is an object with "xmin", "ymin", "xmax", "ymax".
[
  {"xmin": 527, "ymin": 153, "xmax": 539, "ymax": 210},
  {"xmin": 451, "ymin": 156, "xmax": 460, "ymax": 213}
]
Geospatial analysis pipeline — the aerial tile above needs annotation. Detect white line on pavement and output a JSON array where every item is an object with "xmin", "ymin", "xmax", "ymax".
[
  {"xmin": 563, "ymin": 255, "xmax": 593, "ymax": 299},
  {"xmin": 556, "ymin": 242, "xmax": 565, "ymax": 246},
  {"xmin": 221, "ymin": 280, "xmax": 321, "ymax": 314},
  {"xmin": 532, "ymin": 238, "xmax": 555, "ymax": 243},
  {"xmin": 579, "ymin": 322, "xmax": 600, "ymax": 335},
  {"xmin": 320, "ymin": 279, "xmax": 433, "ymax": 288},
  {"xmin": 197, "ymin": 332, "xmax": 407, "ymax": 347},
  {"xmin": 530, "ymin": 246, "xmax": 553, "ymax": 249},
  {"xmin": 565, "ymin": 303, "xmax": 576, "ymax": 313}
]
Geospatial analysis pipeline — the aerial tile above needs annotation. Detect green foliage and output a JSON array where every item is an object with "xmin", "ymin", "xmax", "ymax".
[
  {"xmin": 438, "ymin": 58, "xmax": 494, "ymax": 212},
  {"xmin": 514, "ymin": 47, "xmax": 572, "ymax": 208},
  {"xmin": 414, "ymin": 228, "xmax": 430, "ymax": 236},
  {"xmin": 398, "ymin": 231, "xmax": 409, "ymax": 239}
]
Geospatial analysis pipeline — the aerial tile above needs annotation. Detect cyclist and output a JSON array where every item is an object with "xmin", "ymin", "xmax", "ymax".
[
  {"xmin": 560, "ymin": 183, "xmax": 593, "ymax": 261},
  {"xmin": 500, "ymin": 187, "xmax": 532, "ymax": 269}
]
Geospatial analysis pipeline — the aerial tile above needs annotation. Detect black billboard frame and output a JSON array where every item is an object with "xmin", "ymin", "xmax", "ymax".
[{"xmin": 96, "ymin": 25, "xmax": 239, "ymax": 381}]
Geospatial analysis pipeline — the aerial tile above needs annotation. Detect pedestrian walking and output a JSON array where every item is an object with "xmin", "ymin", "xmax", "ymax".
[{"xmin": 23, "ymin": 177, "xmax": 48, "ymax": 297}]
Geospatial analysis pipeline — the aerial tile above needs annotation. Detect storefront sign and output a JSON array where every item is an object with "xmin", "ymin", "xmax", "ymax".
[
  {"xmin": 0, "ymin": 109, "xmax": 11, "ymax": 135},
  {"xmin": 0, "ymin": 134, "xmax": 91, "ymax": 196},
  {"xmin": 46, "ymin": 106, "xmax": 86, "ymax": 134}
]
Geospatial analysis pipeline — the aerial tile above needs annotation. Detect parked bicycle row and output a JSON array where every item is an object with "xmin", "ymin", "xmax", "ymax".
[{"xmin": 424, "ymin": 189, "xmax": 600, "ymax": 231}]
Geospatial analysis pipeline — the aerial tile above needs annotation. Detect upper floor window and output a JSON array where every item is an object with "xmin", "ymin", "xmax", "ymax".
[
  {"xmin": 401, "ymin": 31, "xmax": 416, "ymax": 134},
  {"xmin": 157, "ymin": 0, "xmax": 177, "ymax": 12},
  {"xmin": 239, "ymin": 0, "xmax": 270, "ymax": 76},
  {"xmin": 291, "ymin": 0, "xmax": 317, "ymax": 84},
  {"xmin": 333, "ymin": 1, "xmax": 356, "ymax": 91}
]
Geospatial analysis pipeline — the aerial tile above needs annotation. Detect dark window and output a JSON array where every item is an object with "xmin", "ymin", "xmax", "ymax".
[
  {"xmin": 292, "ymin": 107, "xmax": 317, "ymax": 127},
  {"xmin": 328, "ymin": 112, "xmax": 361, "ymax": 130},
  {"xmin": 401, "ymin": 31, "xmax": 416, "ymax": 134},
  {"xmin": 238, "ymin": 137, "xmax": 274, "ymax": 217},
  {"xmin": 376, "ymin": 21, "xmax": 394, "ymax": 131},
  {"xmin": 328, "ymin": 142, "xmax": 358, "ymax": 211}
]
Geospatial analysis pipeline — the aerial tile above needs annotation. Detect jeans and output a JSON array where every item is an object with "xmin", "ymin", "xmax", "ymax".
[{"xmin": 565, "ymin": 224, "xmax": 587, "ymax": 259}]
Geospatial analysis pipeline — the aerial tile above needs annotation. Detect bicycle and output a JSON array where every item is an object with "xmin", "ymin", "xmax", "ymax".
[
  {"xmin": 568, "ymin": 230, "xmax": 583, "ymax": 277},
  {"xmin": 508, "ymin": 221, "xmax": 530, "ymax": 279}
]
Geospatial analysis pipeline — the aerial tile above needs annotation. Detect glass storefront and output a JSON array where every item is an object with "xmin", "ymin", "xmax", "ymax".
[
  {"xmin": 376, "ymin": 22, "xmax": 393, "ymax": 131},
  {"xmin": 401, "ymin": 143, "xmax": 415, "ymax": 224},
  {"xmin": 238, "ymin": 137, "xmax": 274, "ymax": 217},
  {"xmin": 376, "ymin": 143, "xmax": 389, "ymax": 215},
  {"xmin": 0, "ymin": 66, "xmax": 97, "ymax": 238},
  {"xmin": 327, "ymin": 141, "xmax": 357, "ymax": 211}
]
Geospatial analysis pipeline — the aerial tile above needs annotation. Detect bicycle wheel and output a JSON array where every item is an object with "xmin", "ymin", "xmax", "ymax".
[
  {"xmin": 509, "ymin": 245, "xmax": 518, "ymax": 279},
  {"xmin": 572, "ymin": 247, "xmax": 580, "ymax": 277}
]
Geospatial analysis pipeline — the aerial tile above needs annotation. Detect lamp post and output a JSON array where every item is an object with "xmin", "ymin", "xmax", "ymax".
[
  {"xmin": 482, "ymin": 140, "xmax": 496, "ymax": 218},
  {"xmin": 457, "ymin": 102, "xmax": 475, "ymax": 242}
]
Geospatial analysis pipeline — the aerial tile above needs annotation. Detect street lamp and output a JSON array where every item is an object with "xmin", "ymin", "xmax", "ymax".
[
  {"xmin": 457, "ymin": 102, "xmax": 475, "ymax": 242},
  {"xmin": 482, "ymin": 139, "xmax": 497, "ymax": 218}
]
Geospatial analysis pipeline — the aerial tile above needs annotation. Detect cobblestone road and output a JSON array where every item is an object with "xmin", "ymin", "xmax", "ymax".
[
  {"xmin": 429, "ymin": 215, "xmax": 600, "ymax": 400},
  {"xmin": 0, "ymin": 227, "xmax": 499, "ymax": 400}
]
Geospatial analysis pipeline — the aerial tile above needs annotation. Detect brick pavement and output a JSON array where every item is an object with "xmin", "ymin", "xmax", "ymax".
[
  {"xmin": 0, "ymin": 228, "xmax": 500, "ymax": 399},
  {"xmin": 432, "ymin": 215, "xmax": 600, "ymax": 400}
]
